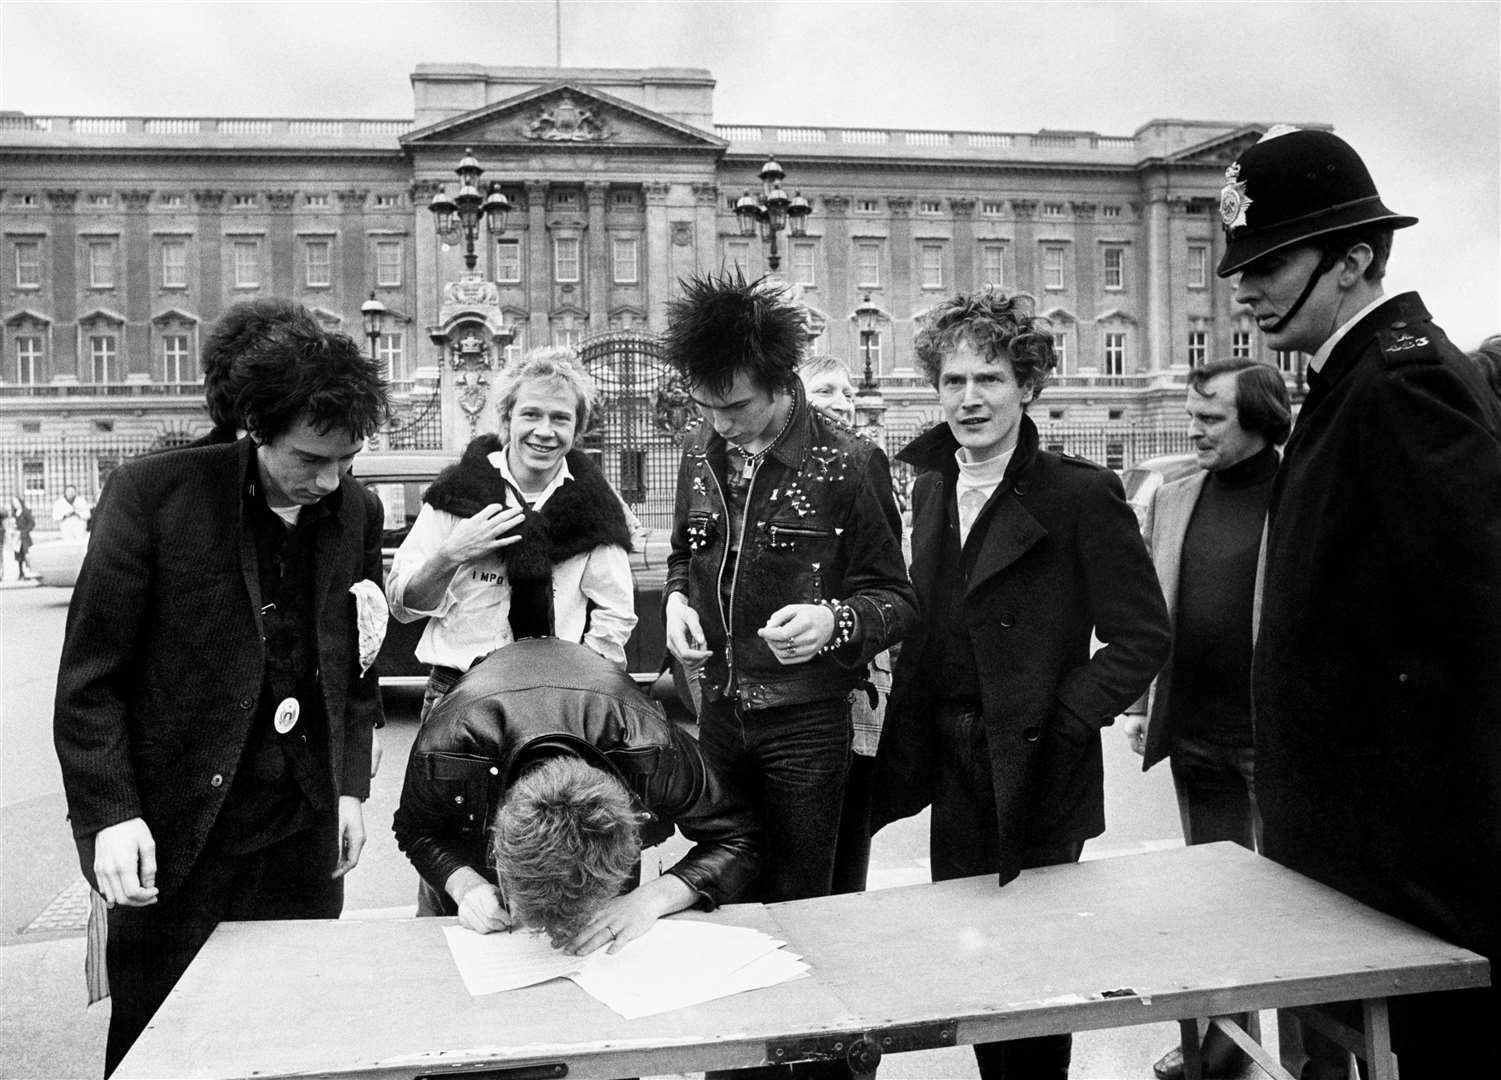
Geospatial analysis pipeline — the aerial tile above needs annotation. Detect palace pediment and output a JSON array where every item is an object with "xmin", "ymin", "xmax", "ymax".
[
  {"xmin": 401, "ymin": 82, "xmax": 727, "ymax": 154},
  {"xmin": 1166, "ymin": 126, "xmax": 1269, "ymax": 168}
]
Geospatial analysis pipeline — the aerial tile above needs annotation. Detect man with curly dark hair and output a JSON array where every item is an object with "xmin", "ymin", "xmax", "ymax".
[
  {"xmin": 662, "ymin": 271, "xmax": 915, "ymax": 905},
  {"xmin": 194, "ymin": 298, "xmax": 325, "ymax": 444},
  {"xmin": 55, "ymin": 313, "xmax": 390, "ymax": 1076},
  {"xmin": 874, "ymin": 288, "xmax": 1169, "ymax": 1080}
]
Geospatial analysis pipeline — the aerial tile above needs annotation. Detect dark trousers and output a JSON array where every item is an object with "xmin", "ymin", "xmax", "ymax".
[
  {"xmin": 103, "ymin": 816, "xmax": 342, "ymax": 1077},
  {"xmin": 932, "ymin": 704, "xmax": 1080, "ymax": 1080},
  {"xmin": 831, "ymin": 752, "xmax": 877, "ymax": 895},
  {"xmin": 1168, "ymin": 735, "xmax": 1261, "ymax": 851},
  {"xmin": 698, "ymin": 694, "xmax": 851, "ymax": 904}
]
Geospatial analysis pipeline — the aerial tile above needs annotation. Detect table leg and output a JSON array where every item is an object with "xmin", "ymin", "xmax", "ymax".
[
  {"xmin": 1362, "ymin": 998, "xmax": 1397, "ymax": 1080},
  {"xmin": 1179, "ymin": 1018, "xmax": 1204, "ymax": 1080}
]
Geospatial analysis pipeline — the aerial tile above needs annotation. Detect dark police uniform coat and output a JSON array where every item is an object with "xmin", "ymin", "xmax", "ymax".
[
  {"xmin": 1252, "ymin": 292, "xmax": 1501, "ymax": 965},
  {"xmin": 873, "ymin": 415, "xmax": 1170, "ymax": 885}
]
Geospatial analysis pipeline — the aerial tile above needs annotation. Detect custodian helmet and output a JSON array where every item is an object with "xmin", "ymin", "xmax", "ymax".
[{"xmin": 1216, "ymin": 127, "xmax": 1417, "ymax": 278}]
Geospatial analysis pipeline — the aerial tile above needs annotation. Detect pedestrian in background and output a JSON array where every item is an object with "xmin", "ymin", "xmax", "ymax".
[
  {"xmin": 8, "ymin": 495, "xmax": 35, "ymax": 580},
  {"xmin": 1124, "ymin": 359, "xmax": 1291, "ymax": 1080},
  {"xmin": 52, "ymin": 483, "xmax": 91, "ymax": 541},
  {"xmin": 1220, "ymin": 127, "xmax": 1501, "ymax": 1079},
  {"xmin": 874, "ymin": 288, "xmax": 1170, "ymax": 1080}
]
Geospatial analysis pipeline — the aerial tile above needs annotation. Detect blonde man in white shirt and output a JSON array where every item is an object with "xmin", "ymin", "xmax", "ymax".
[{"xmin": 386, "ymin": 348, "xmax": 637, "ymax": 732}]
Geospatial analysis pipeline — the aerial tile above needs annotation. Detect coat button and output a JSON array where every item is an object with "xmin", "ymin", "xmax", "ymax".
[
  {"xmin": 1397, "ymin": 672, "xmax": 1410, "ymax": 683},
  {"xmin": 209, "ymin": 773, "xmax": 224, "ymax": 788},
  {"xmin": 1391, "ymin": 320, "xmax": 1407, "ymax": 329},
  {"xmin": 453, "ymin": 794, "xmax": 465, "ymax": 805},
  {"xmin": 239, "ymin": 697, "xmax": 254, "ymax": 710},
  {"xmin": 1022, "ymin": 726, "xmax": 1041, "ymax": 742},
  {"xmin": 999, "ymin": 614, "xmax": 1015, "ymax": 628},
  {"xmin": 1014, "ymin": 482, "xmax": 1027, "ymax": 496}
]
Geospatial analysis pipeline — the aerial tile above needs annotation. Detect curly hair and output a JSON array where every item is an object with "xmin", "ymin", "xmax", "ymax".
[
  {"xmin": 663, "ymin": 270, "xmax": 806, "ymax": 397},
  {"xmin": 201, "ymin": 299, "xmax": 323, "ymax": 434},
  {"xmin": 234, "ymin": 316, "xmax": 390, "ymax": 443},
  {"xmin": 913, "ymin": 289, "xmax": 1056, "ymax": 397},
  {"xmin": 493, "ymin": 346, "xmax": 599, "ymax": 438},
  {"xmin": 490, "ymin": 757, "xmax": 641, "ymax": 947}
]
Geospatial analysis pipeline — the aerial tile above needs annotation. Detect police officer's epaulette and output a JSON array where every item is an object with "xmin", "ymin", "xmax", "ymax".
[{"xmin": 1377, "ymin": 320, "xmax": 1443, "ymax": 368}]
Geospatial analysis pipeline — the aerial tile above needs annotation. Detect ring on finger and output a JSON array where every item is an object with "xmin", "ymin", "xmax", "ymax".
[{"xmin": 606, "ymin": 926, "xmax": 618, "ymax": 941}]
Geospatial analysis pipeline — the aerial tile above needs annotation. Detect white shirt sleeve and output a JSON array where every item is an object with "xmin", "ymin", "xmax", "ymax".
[
  {"xmin": 577, "ymin": 544, "xmax": 637, "ymax": 667},
  {"xmin": 386, "ymin": 503, "xmax": 465, "ymax": 623}
]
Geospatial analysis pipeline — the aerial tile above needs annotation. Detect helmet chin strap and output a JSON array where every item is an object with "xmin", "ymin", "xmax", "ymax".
[{"xmin": 1265, "ymin": 251, "xmax": 1340, "ymax": 335}]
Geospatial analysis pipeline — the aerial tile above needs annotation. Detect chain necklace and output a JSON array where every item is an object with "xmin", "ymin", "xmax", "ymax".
[{"xmin": 729, "ymin": 395, "xmax": 797, "ymax": 479}]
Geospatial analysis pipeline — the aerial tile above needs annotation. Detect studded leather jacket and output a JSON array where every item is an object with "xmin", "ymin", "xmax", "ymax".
[
  {"xmin": 392, "ymin": 639, "xmax": 762, "ymax": 909},
  {"xmin": 665, "ymin": 384, "xmax": 917, "ymax": 710}
]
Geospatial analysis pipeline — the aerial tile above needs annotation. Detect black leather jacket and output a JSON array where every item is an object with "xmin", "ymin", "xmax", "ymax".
[
  {"xmin": 665, "ymin": 384, "xmax": 916, "ymax": 709},
  {"xmin": 392, "ymin": 639, "xmax": 761, "ymax": 909}
]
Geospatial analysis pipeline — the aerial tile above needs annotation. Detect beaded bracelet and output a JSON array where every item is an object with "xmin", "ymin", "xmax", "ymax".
[{"xmin": 817, "ymin": 599, "xmax": 857, "ymax": 654}]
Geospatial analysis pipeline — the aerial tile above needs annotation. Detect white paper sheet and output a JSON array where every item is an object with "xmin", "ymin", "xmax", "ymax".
[{"xmin": 442, "ymin": 917, "xmax": 809, "ymax": 1018}]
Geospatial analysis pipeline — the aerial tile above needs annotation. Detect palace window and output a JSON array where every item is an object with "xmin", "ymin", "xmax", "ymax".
[
  {"xmin": 374, "ymin": 194, "xmax": 401, "ymax": 209},
  {"xmin": 14, "ymin": 335, "xmax": 42, "ymax": 384},
  {"xmin": 981, "ymin": 244, "xmax": 1005, "ymax": 288},
  {"xmin": 790, "ymin": 241, "xmax": 816, "ymax": 287},
  {"xmin": 89, "ymin": 334, "xmax": 120, "ymax": 383},
  {"xmin": 1232, "ymin": 330, "xmax": 1254, "ymax": 360},
  {"xmin": 13, "ymin": 241, "xmax": 41, "ymax": 287},
  {"xmin": 305, "ymin": 240, "xmax": 332, "ymax": 287},
  {"xmin": 980, "ymin": 200, "xmax": 1005, "ymax": 216},
  {"xmin": 726, "ymin": 240, "xmax": 752, "ymax": 273},
  {"xmin": 161, "ymin": 240, "xmax": 187, "ymax": 288},
  {"xmin": 160, "ymin": 193, "xmax": 184, "ymax": 208},
  {"xmin": 232, "ymin": 241, "xmax": 260, "ymax": 287},
  {"xmin": 553, "ymin": 237, "xmax": 581, "ymax": 283},
  {"xmin": 232, "ymin": 193, "xmax": 257, "ymax": 209},
  {"xmin": 1103, "ymin": 246, "xmax": 1125, "ymax": 291},
  {"xmin": 162, "ymin": 334, "xmax": 191, "ymax": 383},
  {"xmin": 1188, "ymin": 244, "xmax": 1208, "ymax": 288},
  {"xmin": 918, "ymin": 199, "xmax": 942, "ymax": 215},
  {"xmin": 611, "ymin": 189, "xmax": 637, "ymax": 209},
  {"xmin": 612, "ymin": 237, "xmax": 639, "ymax": 284},
  {"xmin": 496, "ymin": 239, "xmax": 522, "ymax": 283},
  {"xmin": 1042, "ymin": 202, "xmax": 1066, "ymax": 218},
  {"xmin": 376, "ymin": 240, "xmax": 402, "ymax": 287},
  {"xmin": 920, "ymin": 243, "xmax": 944, "ymax": 289},
  {"xmin": 1052, "ymin": 332, "xmax": 1069, "ymax": 373},
  {"xmin": 90, "ymin": 193, "xmax": 113, "ymax": 208},
  {"xmin": 856, "ymin": 241, "xmax": 882, "ymax": 287},
  {"xmin": 88, "ymin": 241, "xmax": 116, "ymax": 287},
  {"xmin": 856, "ymin": 198, "xmax": 879, "ymax": 213},
  {"xmin": 377, "ymin": 333, "xmax": 404, "ymax": 379},
  {"xmin": 1188, "ymin": 329, "xmax": 1207, "ymax": 368},
  {"xmin": 1101, "ymin": 205, "xmax": 1122, "ymax": 219},
  {"xmin": 1103, "ymin": 331, "xmax": 1127, "ymax": 375},
  {"xmin": 305, "ymin": 193, "xmax": 329, "ymax": 208},
  {"xmin": 1042, "ymin": 245, "xmax": 1065, "ymax": 290}
]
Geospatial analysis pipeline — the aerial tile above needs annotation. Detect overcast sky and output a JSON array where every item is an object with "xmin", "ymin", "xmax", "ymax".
[{"xmin": 2, "ymin": 0, "xmax": 1497, "ymax": 348}]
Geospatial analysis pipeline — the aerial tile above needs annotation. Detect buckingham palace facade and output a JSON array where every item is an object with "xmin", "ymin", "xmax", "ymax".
[{"xmin": 0, "ymin": 63, "xmax": 1309, "ymax": 499}]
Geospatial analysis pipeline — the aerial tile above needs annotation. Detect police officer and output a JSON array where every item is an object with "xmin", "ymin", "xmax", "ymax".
[{"xmin": 1224, "ymin": 128, "xmax": 1501, "ymax": 1078}]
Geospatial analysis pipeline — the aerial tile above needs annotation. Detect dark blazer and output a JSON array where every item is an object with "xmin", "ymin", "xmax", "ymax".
[
  {"xmin": 1252, "ymin": 292, "xmax": 1501, "ymax": 963},
  {"xmin": 54, "ymin": 437, "xmax": 384, "ymax": 897},
  {"xmin": 874, "ymin": 415, "xmax": 1170, "ymax": 884}
]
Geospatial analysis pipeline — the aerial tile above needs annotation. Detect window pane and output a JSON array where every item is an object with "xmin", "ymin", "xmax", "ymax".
[
  {"xmin": 1232, "ymin": 330, "xmax": 1254, "ymax": 360},
  {"xmin": 1188, "ymin": 330, "xmax": 1206, "ymax": 368},
  {"xmin": 162, "ymin": 334, "xmax": 190, "ymax": 382},
  {"xmin": 1052, "ymin": 332, "xmax": 1068, "ymax": 373},
  {"xmin": 377, "ymin": 333, "xmax": 403, "ymax": 379},
  {"xmin": 14, "ymin": 242, "xmax": 41, "ymax": 287},
  {"xmin": 727, "ymin": 241, "xmax": 751, "ymax": 273},
  {"xmin": 161, "ymin": 241, "xmax": 187, "ymax": 288},
  {"xmin": 376, "ymin": 241, "xmax": 402, "ymax": 287},
  {"xmin": 981, "ymin": 245, "xmax": 1005, "ymax": 288},
  {"xmin": 790, "ymin": 241, "xmax": 815, "ymax": 286},
  {"xmin": 921, "ymin": 244, "xmax": 943, "ymax": 288},
  {"xmin": 305, "ymin": 240, "xmax": 331, "ymax": 287},
  {"xmin": 1104, "ymin": 247, "xmax": 1124, "ymax": 290},
  {"xmin": 1104, "ymin": 332, "xmax": 1126, "ymax": 374},
  {"xmin": 857, "ymin": 242, "xmax": 881, "ymax": 286},
  {"xmin": 496, "ymin": 240, "xmax": 522, "ymax": 283},
  {"xmin": 554, "ymin": 237, "xmax": 580, "ymax": 283},
  {"xmin": 612, "ymin": 237, "xmax": 638, "ymax": 284},
  {"xmin": 15, "ymin": 336, "xmax": 42, "ymax": 383},
  {"xmin": 89, "ymin": 335, "xmax": 118, "ymax": 382},
  {"xmin": 233, "ymin": 242, "xmax": 259, "ymax": 287},
  {"xmin": 1044, "ymin": 247, "xmax": 1064, "ymax": 289},
  {"xmin": 1188, "ymin": 245, "xmax": 1208, "ymax": 288},
  {"xmin": 89, "ymin": 242, "xmax": 115, "ymax": 287}
]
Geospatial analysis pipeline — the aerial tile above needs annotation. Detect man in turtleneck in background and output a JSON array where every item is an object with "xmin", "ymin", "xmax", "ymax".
[{"xmin": 1125, "ymin": 358, "xmax": 1290, "ymax": 1080}]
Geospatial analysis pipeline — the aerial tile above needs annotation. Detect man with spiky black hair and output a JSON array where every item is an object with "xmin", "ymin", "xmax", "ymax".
[{"xmin": 662, "ymin": 271, "xmax": 916, "ymax": 906}]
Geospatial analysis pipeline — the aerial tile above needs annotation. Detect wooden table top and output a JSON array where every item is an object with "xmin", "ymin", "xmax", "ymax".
[{"xmin": 116, "ymin": 843, "xmax": 1489, "ymax": 1080}]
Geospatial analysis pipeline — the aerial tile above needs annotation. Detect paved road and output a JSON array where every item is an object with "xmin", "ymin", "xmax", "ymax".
[{"xmin": 1, "ymin": 581, "xmax": 1206, "ymax": 1079}]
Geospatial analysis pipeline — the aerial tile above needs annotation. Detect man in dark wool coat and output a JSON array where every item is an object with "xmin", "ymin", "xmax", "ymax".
[
  {"xmin": 54, "ymin": 318, "xmax": 390, "ymax": 1076},
  {"xmin": 1221, "ymin": 127, "xmax": 1501, "ymax": 1078}
]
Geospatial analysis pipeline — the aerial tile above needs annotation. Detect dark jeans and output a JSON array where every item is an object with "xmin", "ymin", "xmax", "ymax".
[
  {"xmin": 932, "ymin": 704, "xmax": 1079, "ymax": 1080},
  {"xmin": 104, "ymin": 815, "xmax": 342, "ymax": 1077},
  {"xmin": 1168, "ymin": 735, "xmax": 1261, "ymax": 851},
  {"xmin": 698, "ymin": 694, "xmax": 851, "ymax": 904},
  {"xmin": 831, "ymin": 752, "xmax": 877, "ymax": 895}
]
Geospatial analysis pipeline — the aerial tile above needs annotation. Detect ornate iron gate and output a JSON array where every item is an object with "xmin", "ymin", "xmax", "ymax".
[{"xmin": 577, "ymin": 329, "xmax": 693, "ymax": 530}]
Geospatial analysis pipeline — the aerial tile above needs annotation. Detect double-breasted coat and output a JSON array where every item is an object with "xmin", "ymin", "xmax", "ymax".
[
  {"xmin": 1252, "ymin": 292, "xmax": 1501, "ymax": 964},
  {"xmin": 53, "ymin": 437, "xmax": 384, "ymax": 898},
  {"xmin": 873, "ymin": 416, "xmax": 1170, "ymax": 884}
]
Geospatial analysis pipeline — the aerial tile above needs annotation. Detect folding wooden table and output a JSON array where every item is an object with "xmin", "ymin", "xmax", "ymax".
[{"xmin": 115, "ymin": 842, "xmax": 1490, "ymax": 1080}]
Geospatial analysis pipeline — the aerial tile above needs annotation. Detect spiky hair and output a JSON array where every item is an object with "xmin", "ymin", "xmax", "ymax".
[
  {"xmin": 201, "ymin": 299, "xmax": 322, "ymax": 433},
  {"xmin": 490, "ymin": 757, "xmax": 640, "ymax": 948},
  {"xmin": 663, "ymin": 270, "xmax": 806, "ymax": 397}
]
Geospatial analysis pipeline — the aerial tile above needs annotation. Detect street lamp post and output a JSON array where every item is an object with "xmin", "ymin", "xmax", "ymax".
[
  {"xmin": 854, "ymin": 293, "xmax": 881, "ymax": 391},
  {"xmin": 733, "ymin": 158, "xmax": 811, "ymax": 272},
  {"xmin": 361, "ymin": 291, "xmax": 388, "ymax": 371},
  {"xmin": 427, "ymin": 149, "xmax": 512, "ymax": 271}
]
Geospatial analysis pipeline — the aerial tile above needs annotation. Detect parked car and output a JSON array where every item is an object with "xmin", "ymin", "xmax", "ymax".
[
  {"xmin": 1121, "ymin": 452, "xmax": 1198, "ymax": 532},
  {"xmin": 353, "ymin": 452, "xmax": 672, "ymax": 694},
  {"xmin": 26, "ymin": 535, "xmax": 88, "ymax": 588}
]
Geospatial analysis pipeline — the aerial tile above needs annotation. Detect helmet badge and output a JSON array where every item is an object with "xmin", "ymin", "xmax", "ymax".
[{"xmin": 1220, "ymin": 161, "xmax": 1252, "ymax": 231}]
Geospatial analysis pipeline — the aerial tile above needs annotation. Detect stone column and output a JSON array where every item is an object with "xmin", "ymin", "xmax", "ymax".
[
  {"xmin": 886, "ymin": 197, "xmax": 913, "ymax": 373},
  {"xmin": 266, "ymin": 189, "xmax": 297, "ymax": 299},
  {"xmin": 1011, "ymin": 199, "xmax": 1037, "ymax": 295},
  {"xmin": 644, "ymin": 181, "xmax": 671, "ymax": 332},
  {"xmin": 585, "ymin": 181, "xmax": 608, "ymax": 332},
  {"xmin": 120, "ymin": 190, "xmax": 153, "ymax": 377},
  {"xmin": 526, "ymin": 180, "xmax": 550, "ymax": 345},
  {"xmin": 951, "ymin": 198, "xmax": 976, "ymax": 292},
  {"xmin": 1145, "ymin": 192, "xmax": 1172, "ymax": 374},
  {"xmin": 693, "ymin": 183, "xmax": 720, "ymax": 277},
  {"xmin": 337, "ymin": 188, "xmax": 369, "ymax": 317},
  {"xmin": 822, "ymin": 195, "xmax": 851, "ymax": 357},
  {"xmin": 46, "ymin": 189, "xmax": 79, "ymax": 380},
  {"xmin": 1071, "ymin": 199, "xmax": 1098, "ymax": 324},
  {"xmin": 1208, "ymin": 201, "xmax": 1232, "ymax": 363},
  {"xmin": 193, "ymin": 189, "xmax": 225, "ymax": 326}
]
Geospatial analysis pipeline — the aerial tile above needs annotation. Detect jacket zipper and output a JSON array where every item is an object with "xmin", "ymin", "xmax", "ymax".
[{"xmin": 706, "ymin": 459, "xmax": 738, "ymax": 693}]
